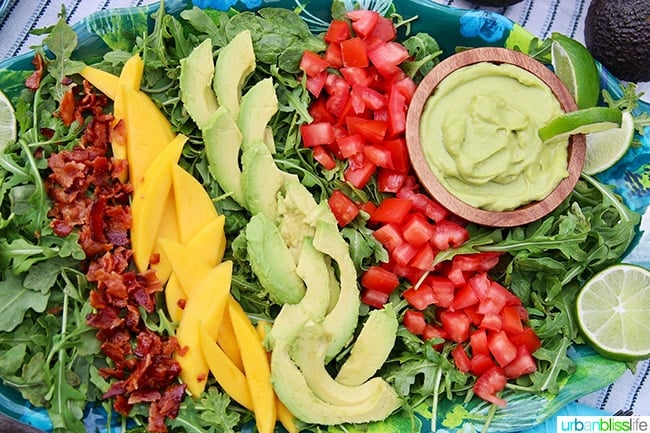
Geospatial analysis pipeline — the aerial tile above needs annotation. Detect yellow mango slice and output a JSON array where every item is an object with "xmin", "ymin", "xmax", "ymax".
[
  {"xmin": 159, "ymin": 238, "xmax": 212, "ymax": 298},
  {"xmin": 199, "ymin": 324, "xmax": 253, "ymax": 411},
  {"xmin": 175, "ymin": 260, "xmax": 233, "ymax": 397},
  {"xmin": 217, "ymin": 306, "xmax": 243, "ymax": 371},
  {"xmin": 131, "ymin": 134, "xmax": 186, "ymax": 272},
  {"xmin": 165, "ymin": 273, "xmax": 186, "ymax": 323},
  {"xmin": 186, "ymin": 215, "xmax": 226, "ymax": 266},
  {"xmin": 171, "ymin": 164, "xmax": 219, "ymax": 243},
  {"xmin": 122, "ymin": 86, "xmax": 176, "ymax": 188},
  {"xmin": 229, "ymin": 298, "xmax": 276, "ymax": 433},
  {"xmin": 112, "ymin": 55, "xmax": 145, "ymax": 167},
  {"xmin": 150, "ymin": 192, "xmax": 180, "ymax": 284},
  {"xmin": 79, "ymin": 66, "xmax": 118, "ymax": 100}
]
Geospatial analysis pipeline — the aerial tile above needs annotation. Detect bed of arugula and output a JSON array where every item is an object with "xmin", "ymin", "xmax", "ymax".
[{"xmin": 0, "ymin": 0, "xmax": 644, "ymax": 432}]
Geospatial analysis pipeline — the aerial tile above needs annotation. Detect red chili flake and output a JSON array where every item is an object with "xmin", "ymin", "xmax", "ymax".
[{"xmin": 176, "ymin": 299, "xmax": 187, "ymax": 310}]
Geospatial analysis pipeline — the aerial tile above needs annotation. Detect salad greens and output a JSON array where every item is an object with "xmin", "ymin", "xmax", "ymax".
[{"xmin": 0, "ymin": 1, "xmax": 644, "ymax": 433}]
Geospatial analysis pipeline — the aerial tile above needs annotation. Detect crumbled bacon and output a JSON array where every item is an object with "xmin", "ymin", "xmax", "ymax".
[
  {"xmin": 45, "ymin": 78, "xmax": 185, "ymax": 432},
  {"xmin": 25, "ymin": 54, "xmax": 44, "ymax": 90}
]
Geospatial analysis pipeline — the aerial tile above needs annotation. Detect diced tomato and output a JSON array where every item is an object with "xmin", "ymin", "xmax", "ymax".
[
  {"xmin": 312, "ymin": 146, "xmax": 337, "ymax": 170},
  {"xmin": 509, "ymin": 327, "xmax": 541, "ymax": 355},
  {"xmin": 470, "ymin": 353, "xmax": 496, "ymax": 376},
  {"xmin": 450, "ymin": 283, "xmax": 479, "ymax": 311},
  {"xmin": 352, "ymin": 84, "xmax": 387, "ymax": 111},
  {"xmin": 363, "ymin": 144, "xmax": 393, "ymax": 169},
  {"xmin": 440, "ymin": 310, "xmax": 471, "ymax": 343},
  {"xmin": 387, "ymin": 84, "xmax": 407, "ymax": 136},
  {"xmin": 452, "ymin": 253, "xmax": 501, "ymax": 273},
  {"xmin": 361, "ymin": 288, "xmax": 390, "ymax": 309},
  {"xmin": 477, "ymin": 288, "xmax": 508, "ymax": 315},
  {"xmin": 447, "ymin": 266, "xmax": 466, "ymax": 287},
  {"xmin": 463, "ymin": 305, "xmax": 483, "ymax": 327},
  {"xmin": 306, "ymin": 70, "xmax": 328, "ymax": 97},
  {"xmin": 423, "ymin": 324, "xmax": 447, "ymax": 348},
  {"xmin": 300, "ymin": 51, "xmax": 330, "ymax": 77},
  {"xmin": 501, "ymin": 305, "xmax": 524, "ymax": 335},
  {"xmin": 431, "ymin": 220, "xmax": 469, "ymax": 251},
  {"xmin": 328, "ymin": 189, "xmax": 359, "ymax": 226},
  {"xmin": 425, "ymin": 199, "xmax": 449, "ymax": 222},
  {"xmin": 367, "ymin": 16, "xmax": 396, "ymax": 44},
  {"xmin": 367, "ymin": 42, "xmax": 410, "ymax": 77},
  {"xmin": 344, "ymin": 159, "xmax": 376, "ymax": 189},
  {"xmin": 309, "ymin": 97, "xmax": 336, "ymax": 123},
  {"xmin": 490, "ymin": 280, "xmax": 524, "ymax": 307},
  {"xmin": 403, "ymin": 283, "xmax": 436, "ymax": 310},
  {"xmin": 300, "ymin": 122, "xmax": 336, "ymax": 148},
  {"xmin": 451, "ymin": 345, "xmax": 472, "ymax": 373},
  {"xmin": 473, "ymin": 367, "xmax": 507, "ymax": 407},
  {"xmin": 383, "ymin": 138, "xmax": 410, "ymax": 172},
  {"xmin": 428, "ymin": 275, "xmax": 455, "ymax": 308},
  {"xmin": 403, "ymin": 309, "xmax": 427, "ymax": 336},
  {"xmin": 325, "ymin": 73, "xmax": 350, "ymax": 96},
  {"xmin": 337, "ymin": 133, "xmax": 365, "ymax": 158},
  {"xmin": 392, "ymin": 76, "xmax": 417, "ymax": 103},
  {"xmin": 346, "ymin": 116, "xmax": 387, "ymax": 142},
  {"xmin": 487, "ymin": 330, "xmax": 518, "ymax": 367},
  {"xmin": 324, "ymin": 20, "xmax": 351, "ymax": 43},
  {"xmin": 480, "ymin": 312, "xmax": 503, "ymax": 331},
  {"xmin": 503, "ymin": 345, "xmax": 537, "ymax": 379},
  {"xmin": 402, "ymin": 213, "xmax": 435, "ymax": 248},
  {"xmin": 368, "ymin": 197, "xmax": 412, "ymax": 225},
  {"xmin": 341, "ymin": 37, "xmax": 369, "ymax": 68},
  {"xmin": 409, "ymin": 243, "xmax": 435, "ymax": 271},
  {"xmin": 470, "ymin": 328, "xmax": 489, "ymax": 356},
  {"xmin": 340, "ymin": 67, "xmax": 372, "ymax": 87},
  {"xmin": 326, "ymin": 92, "xmax": 350, "ymax": 118},
  {"xmin": 361, "ymin": 266, "xmax": 400, "ymax": 294},
  {"xmin": 390, "ymin": 242, "xmax": 418, "ymax": 268},
  {"xmin": 372, "ymin": 222, "xmax": 404, "ymax": 252},
  {"xmin": 346, "ymin": 10, "xmax": 379, "ymax": 38},
  {"xmin": 325, "ymin": 43, "xmax": 343, "ymax": 68},
  {"xmin": 377, "ymin": 168, "xmax": 407, "ymax": 193}
]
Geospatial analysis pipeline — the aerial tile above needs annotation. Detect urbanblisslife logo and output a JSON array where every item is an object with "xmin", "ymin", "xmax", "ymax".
[{"xmin": 557, "ymin": 416, "xmax": 650, "ymax": 432}]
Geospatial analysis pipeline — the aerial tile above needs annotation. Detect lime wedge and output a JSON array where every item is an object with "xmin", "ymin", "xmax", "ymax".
[
  {"xmin": 576, "ymin": 263, "xmax": 650, "ymax": 362},
  {"xmin": 583, "ymin": 110, "xmax": 635, "ymax": 175},
  {"xmin": 538, "ymin": 106, "xmax": 622, "ymax": 144},
  {"xmin": 0, "ymin": 89, "xmax": 16, "ymax": 152},
  {"xmin": 551, "ymin": 32, "xmax": 601, "ymax": 109}
]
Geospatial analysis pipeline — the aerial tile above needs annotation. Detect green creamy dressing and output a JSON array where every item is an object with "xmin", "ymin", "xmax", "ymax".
[{"xmin": 420, "ymin": 62, "xmax": 569, "ymax": 211}]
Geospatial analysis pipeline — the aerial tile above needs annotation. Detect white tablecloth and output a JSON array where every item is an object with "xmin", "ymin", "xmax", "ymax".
[{"xmin": 0, "ymin": 0, "xmax": 648, "ymax": 421}]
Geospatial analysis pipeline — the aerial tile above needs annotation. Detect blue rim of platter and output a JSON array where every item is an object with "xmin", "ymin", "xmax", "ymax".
[{"xmin": 0, "ymin": 0, "xmax": 648, "ymax": 432}]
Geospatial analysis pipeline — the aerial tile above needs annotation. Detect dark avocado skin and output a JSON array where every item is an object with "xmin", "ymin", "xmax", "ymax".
[
  {"xmin": 469, "ymin": 0, "xmax": 524, "ymax": 6},
  {"xmin": 584, "ymin": 0, "xmax": 650, "ymax": 82}
]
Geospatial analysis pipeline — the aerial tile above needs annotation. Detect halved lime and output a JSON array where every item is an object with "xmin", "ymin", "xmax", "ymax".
[
  {"xmin": 0, "ymin": 88, "xmax": 16, "ymax": 152},
  {"xmin": 551, "ymin": 32, "xmax": 601, "ymax": 109},
  {"xmin": 583, "ymin": 110, "xmax": 635, "ymax": 175},
  {"xmin": 576, "ymin": 263, "xmax": 650, "ymax": 361},
  {"xmin": 538, "ymin": 106, "xmax": 622, "ymax": 144}
]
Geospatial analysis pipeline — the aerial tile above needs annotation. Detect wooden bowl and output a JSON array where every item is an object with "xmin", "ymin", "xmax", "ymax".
[{"xmin": 405, "ymin": 47, "xmax": 586, "ymax": 227}]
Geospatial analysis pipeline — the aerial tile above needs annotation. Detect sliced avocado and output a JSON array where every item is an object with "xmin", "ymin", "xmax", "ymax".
[
  {"xmin": 241, "ymin": 139, "xmax": 295, "ymax": 221},
  {"xmin": 311, "ymin": 205, "xmax": 361, "ymax": 361},
  {"xmin": 202, "ymin": 106, "xmax": 246, "ymax": 206},
  {"xmin": 179, "ymin": 38, "xmax": 219, "ymax": 130},
  {"xmin": 268, "ymin": 237, "xmax": 331, "ymax": 347},
  {"xmin": 213, "ymin": 30, "xmax": 256, "ymax": 119},
  {"xmin": 291, "ymin": 324, "xmax": 398, "ymax": 407},
  {"xmin": 277, "ymin": 179, "xmax": 319, "ymax": 262},
  {"xmin": 246, "ymin": 213, "xmax": 305, "ymax": 305},
  {"xmin": 335, "ymin": 304, "xmax": 398, "ymax": 386},
  {"xmin": 271, "ymin": 340, "xmax": 401, "ymax": 425},
  {"xmin": 238, "ymin": 77, "xmax": 278, "ymax": 153}
]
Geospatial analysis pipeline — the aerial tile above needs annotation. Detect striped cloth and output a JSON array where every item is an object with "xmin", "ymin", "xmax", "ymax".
[{"xmin": 0, "ymin": 0, "xmax": 648, "ymax": 420}]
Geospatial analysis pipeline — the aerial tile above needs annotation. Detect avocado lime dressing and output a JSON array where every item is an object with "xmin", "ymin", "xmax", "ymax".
[{"xmin": 420, "ymin": 62, "xmax": 569, "ymax": 211}]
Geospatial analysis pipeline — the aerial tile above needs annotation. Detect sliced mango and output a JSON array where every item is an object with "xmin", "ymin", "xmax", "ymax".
[
  {"xmin": 112, "ymin": 55, "xmax": 145, "ymax": 167},
  {"xmin": 150, "ymin": 192, "xmax": 180, "ymax": 284},
  {"xmin": 159, "ymin": 238, "xmax": 212, "ymax": 298},
  {"xmin": 217, "ymin": 305, "xmax": 243, "ymax": 371},
  {"xmin": 122, "ymin": 85, "xmax": 176, "ymax": 188},
  {"xmin": 131, "ymin": 134, "xmax": 187, "ymax": 272},
  {"xmin": 171, "ymin": 164, "xmax": 220, "ymax": 243},
  {"xmin": 175, "ymin": 260, "xmax": 233, "ymax": 397},
  {"xmin": 79, "ymin": 66, "xmax": 118, "ymax": 100},
  {"xmin": 199, "ymin": 324, "xmax": 253, "ymax": 411},
  {"xmin": 229, "ymin": 298, "xmax": 276, "ymax": 433},
  {"xmin": 165, "ymin": 274, "xmax": 186, "ymax": 323}
]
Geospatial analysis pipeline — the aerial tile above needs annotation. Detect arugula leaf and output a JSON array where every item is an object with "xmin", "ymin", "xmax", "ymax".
[{"xmin": 0, "ymin": 272, "xmax": 49, "ymax": 332}]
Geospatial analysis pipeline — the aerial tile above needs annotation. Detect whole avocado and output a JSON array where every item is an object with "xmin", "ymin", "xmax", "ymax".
[
  {"xmin": 584, "ymin": 0, "xmax": 650, "ymax": 82},
  {"xmin": 469, "ymin": 0, "xmax": 523, "ymax": 6}
]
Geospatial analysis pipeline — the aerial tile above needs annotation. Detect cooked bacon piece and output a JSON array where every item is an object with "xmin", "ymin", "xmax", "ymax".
[
  {"xmin": 45, "ymin": 77, "xmax": 185, "ymax": 431},
  {"xmin": 25, "ymin": 54, "xmax": 44, "ymax": 90}
]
